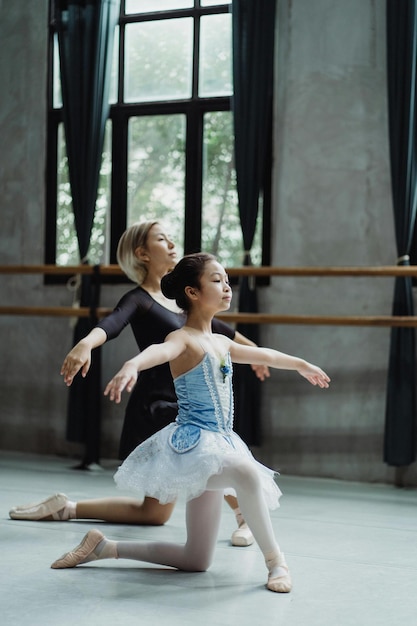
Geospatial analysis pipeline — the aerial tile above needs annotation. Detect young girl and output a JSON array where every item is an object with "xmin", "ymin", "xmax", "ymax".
[{"xmin": 51, "ymin": 253, "xmax": 330, "ymax": 593}]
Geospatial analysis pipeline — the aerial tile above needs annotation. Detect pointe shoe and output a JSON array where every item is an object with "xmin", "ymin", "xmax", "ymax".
[
  {"xmin": 231, "ymin": 522, "xmax": 254, "ymax": 547},
  {"xmin": 266, "ymin": 553, "xmax": 292, "ymax": 593},
  {"xmin": 51, "ymin": 529, "xmax": 105, "ymax": 569},
  {"xmin": 9, "ymin": 493, "xmax": 69, "ymax": 520}
]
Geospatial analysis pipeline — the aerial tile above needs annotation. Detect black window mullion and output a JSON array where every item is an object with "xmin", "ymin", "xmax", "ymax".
[
  {"xmin": 184, "ymin": 107, "xmax": 203, "ymax": 254},
  {"xmin": 109, "ymin": 108, "xmax": 128, "ymax": 263},
  {"xmin": 183, "ymin": 1, "xmax": 202, "ymax": 254},
  {"xmin": 117, "ymin": 17, "xmax": 126, "ymax": 105},
  {"xmin": 45, "ymin": 116, "xmax": 59, "ymax": 267},
  {"xmin": 192, "ymin": 6, "xmax": 200, "ymax": 99},
  {"xmin": 45, "ymin": 13, "xmax": 59, "ymax": 268}
]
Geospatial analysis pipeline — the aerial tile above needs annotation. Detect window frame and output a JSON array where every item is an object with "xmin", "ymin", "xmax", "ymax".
[{"xmin": 45, "ymin": 0, "xmax": 271, "ymax": 284}]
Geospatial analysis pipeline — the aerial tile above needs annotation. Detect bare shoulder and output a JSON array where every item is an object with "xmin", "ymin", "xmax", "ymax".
[
  {"xmin": 165, "ymin": 328, "xmax": 187, "ymax": 342},
  {"xmin": 165, "ymin": 328, "xmax": 195, "ymax": 352},
  {"xmin": 169, "ymin": 329, "xmax": 206, "ymax": 377}
]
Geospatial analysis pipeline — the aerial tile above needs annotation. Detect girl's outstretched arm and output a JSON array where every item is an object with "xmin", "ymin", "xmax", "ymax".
[
  {"xmin": 233, "ymin": 330, "xmax": 270, "ymax": 381},
  {"xmin": 228, "ymin": 342, "xmax": 330, "ymax": 388},
  {"xmin": 104, "ymin": 332, "xmax": 186, "ymax": 403},
  {"xmin": 292, "ymin": 359, "xmax": 330, "ymax": 387}
]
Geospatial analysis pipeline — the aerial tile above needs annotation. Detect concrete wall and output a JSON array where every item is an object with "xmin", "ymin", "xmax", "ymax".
[
  {"xmin": 257, "ymin": 0, "xmax": 413, "ymax": 484},
  {"xmin": 1, "ymin": 0, "xmax": 415, "ymax": 485}
]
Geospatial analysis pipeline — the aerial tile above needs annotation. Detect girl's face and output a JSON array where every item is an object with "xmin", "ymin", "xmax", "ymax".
[
  {"xmin": 193, "ymin": 260, "xmax": 232, "ymax": 312},
  {"xmin": 140, "ymin": 224, "xmax": 177, "ymax": 271}
]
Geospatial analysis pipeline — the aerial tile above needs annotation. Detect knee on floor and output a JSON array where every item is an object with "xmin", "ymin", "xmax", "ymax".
[{"xmin": 184, "ymin": 554, "xmax": 213, "ymax": 572}]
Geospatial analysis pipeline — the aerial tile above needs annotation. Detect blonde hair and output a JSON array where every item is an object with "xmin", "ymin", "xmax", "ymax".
[{"xmin": 116, "ymin": 221, "xmax": 159, "ymax": 284}]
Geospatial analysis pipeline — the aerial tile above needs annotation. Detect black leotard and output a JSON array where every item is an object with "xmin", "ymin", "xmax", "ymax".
[{"xmin": 96, "ymin": 286, "xmax": 235, "ymax": 459}]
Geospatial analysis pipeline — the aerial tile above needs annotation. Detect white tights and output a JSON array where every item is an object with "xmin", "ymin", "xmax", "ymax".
[{"xmin": 115, "ymin": 459, "xmax": 281, "ymax": 572}]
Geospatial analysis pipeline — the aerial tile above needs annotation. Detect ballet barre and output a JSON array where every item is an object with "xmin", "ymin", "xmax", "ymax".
[
  {"xmin": 1, "ymin": 264, "xmax": 417, "ymax": 326},
  {"xmin": 1, "ymin": 264, "xmax": 417, "ymax": 277}
]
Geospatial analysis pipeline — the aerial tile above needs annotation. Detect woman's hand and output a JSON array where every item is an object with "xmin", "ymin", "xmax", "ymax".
[
  {"xmin": 60, "ymin": 342, "xmax": 92, "ymax": 386},
  {"xmin": 250, "ymin": 363, "xmax": 271, "ymax": 381},
  {"xmin": 60, "ymin": 328, "xmax": 107, "ymax": 386}
]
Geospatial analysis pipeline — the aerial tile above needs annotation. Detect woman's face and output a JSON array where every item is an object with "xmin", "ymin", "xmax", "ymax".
[{"xmin": 142, "ymin": 223, "xmax": 177, "ymax": 272}]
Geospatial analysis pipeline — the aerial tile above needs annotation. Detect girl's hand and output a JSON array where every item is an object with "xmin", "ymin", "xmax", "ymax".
[
  {"xmin": 298, "ymin": 362, "xmax": 331, "ymax": 388},
  {"xmin": 104, "ymin": 362, "xmax": 138, "ymax": 403}
]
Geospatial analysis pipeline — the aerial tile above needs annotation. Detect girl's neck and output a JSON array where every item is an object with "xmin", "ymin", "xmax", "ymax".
[{"xmin": 184, "ymin": 311, "xmax": 214, "ymax": 335}]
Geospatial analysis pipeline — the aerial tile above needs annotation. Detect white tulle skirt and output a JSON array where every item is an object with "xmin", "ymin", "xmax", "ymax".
[{"xmin": 114, "ymin": 422, "xmax": 282, "ymax": 509}]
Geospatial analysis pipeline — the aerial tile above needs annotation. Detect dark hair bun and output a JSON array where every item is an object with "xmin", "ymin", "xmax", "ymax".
[
  {"xmin": 161, "ymin": 271, "xmax": 177, "ymax": 300},
  {"xmin": 161, "ymin": 253, "xmax": 216, "ymax": 311}
]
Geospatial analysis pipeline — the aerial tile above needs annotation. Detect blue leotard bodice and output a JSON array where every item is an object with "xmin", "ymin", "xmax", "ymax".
[
  {"xmin": 168, "ymin": 353, "xmax": 233, "ymax": 453},
  {"xmin": 174, "ymin": 352, "xmax": 233, "ymax": 434}
]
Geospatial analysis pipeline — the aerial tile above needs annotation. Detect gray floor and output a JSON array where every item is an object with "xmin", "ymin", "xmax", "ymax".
[{"xmin": 1, "ymin": 451, "xmax": 417, "ymax": 626}]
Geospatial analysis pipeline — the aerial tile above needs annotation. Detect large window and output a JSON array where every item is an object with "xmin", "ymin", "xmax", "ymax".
[{"xmin": 46, "ymin": 0, "xmax": 269, "ymax": 275}]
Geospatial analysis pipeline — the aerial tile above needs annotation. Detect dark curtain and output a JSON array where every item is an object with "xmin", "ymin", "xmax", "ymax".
[
  {"xmin": 384, "ymin": 0, "xmax": 417, "ymax": 467},
  {"xmin": 231, "ymin": 0, "xmax": 276, "ymax": 445},
  {"xmin": 56, "ymin": 0, "xmax": 119, "ymax": 466},
  {"xmin": 66, "ymin": 268, "xmax": 102, "ymax": 465}
]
